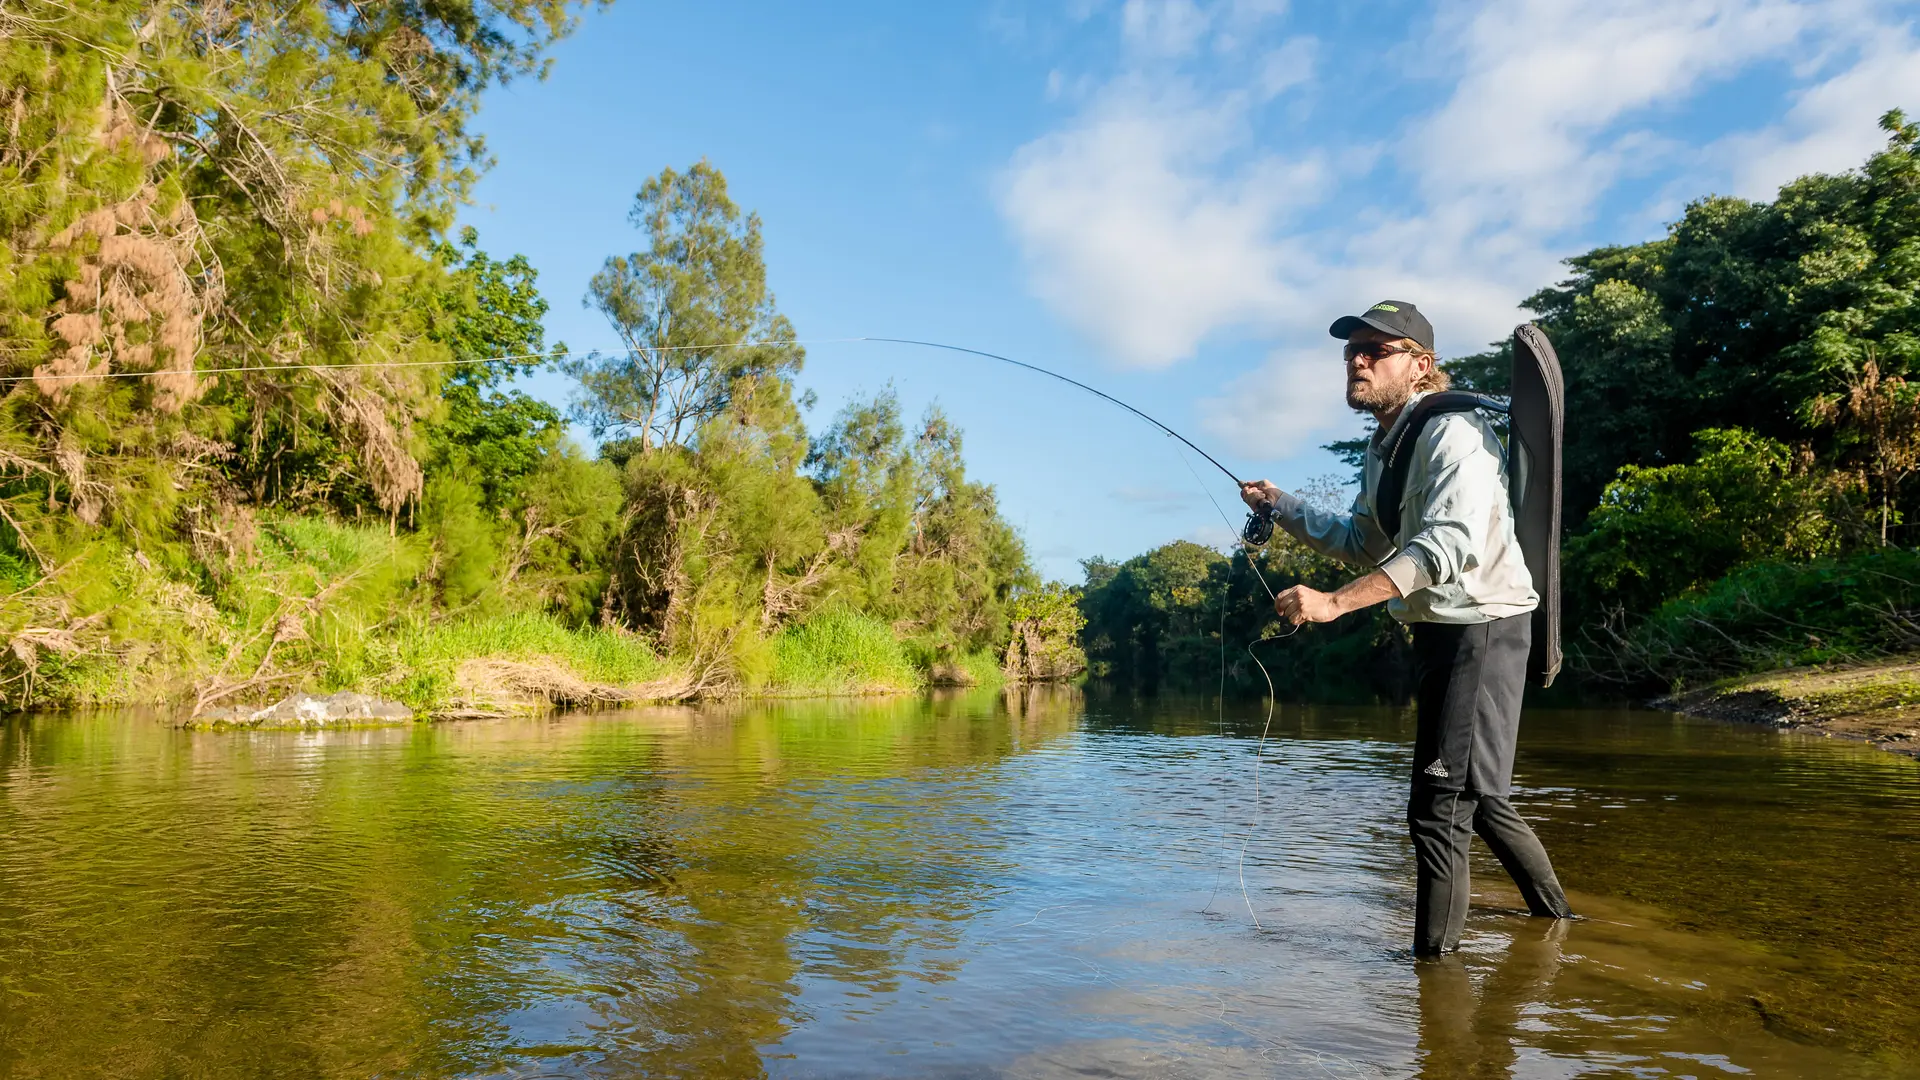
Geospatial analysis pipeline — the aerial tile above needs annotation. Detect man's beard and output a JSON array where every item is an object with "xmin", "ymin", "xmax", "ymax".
[{"xmin": 1346, "ymin": 372, "xmax": 1413, "ymax": 413}]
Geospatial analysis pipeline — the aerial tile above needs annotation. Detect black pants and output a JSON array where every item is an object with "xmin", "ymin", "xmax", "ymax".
[{"xmin": 1408, "ymin": 616, "xmax": 1571, "ymax": 956}]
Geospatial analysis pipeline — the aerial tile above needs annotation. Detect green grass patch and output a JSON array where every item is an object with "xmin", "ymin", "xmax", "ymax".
[
  {"xmin": 370, "ymin": 611, "xmax": 667, "ymax": 709},
  {"xmin": 771, "ymin": 610, "xmax": 920, "ymax": 695},
  {"xmin": 955, "ymin": 648, "xmax": 1006, "ymax": 689}
]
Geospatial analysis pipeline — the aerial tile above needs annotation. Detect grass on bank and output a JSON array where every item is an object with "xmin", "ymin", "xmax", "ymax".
[
  {"xmin": 371, "ymin": 612, "xmax": 670, "ymax": 711},
  {"xmin": 768, "ymin": 610, "xmax": 923, "ymax": 695},
  {"xmin": 2, "ymin": 511, "xmax": 1021, "ymax": 715}
]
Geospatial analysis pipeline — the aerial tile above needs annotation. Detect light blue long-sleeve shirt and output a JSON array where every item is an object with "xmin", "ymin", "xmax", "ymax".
[{"xmin": 1271, "ymin": 393, "xmax": 1537, "ymax": 624}]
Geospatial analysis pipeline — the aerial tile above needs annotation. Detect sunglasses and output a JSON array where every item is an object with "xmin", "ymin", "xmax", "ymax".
[{"xmin": 1343, "ymin": 341, "xmax": 1426, "ymax": 363}]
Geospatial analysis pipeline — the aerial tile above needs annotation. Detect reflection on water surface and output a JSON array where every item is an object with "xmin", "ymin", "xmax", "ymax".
[{"xmin": 0, "ymin": 689, "xmax": 1914, "ymax": 1078}]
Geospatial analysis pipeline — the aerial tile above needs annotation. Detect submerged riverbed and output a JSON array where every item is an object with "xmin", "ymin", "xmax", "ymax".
[{"xmin": 0, "ymin": 689, "xmax": 1914, "ymax": 1078}]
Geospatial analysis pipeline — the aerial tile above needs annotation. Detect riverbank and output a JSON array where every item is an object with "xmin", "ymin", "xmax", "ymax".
[
  {"xmin": 31, "ymin": 600, "xmax": 1005, "ymax": 727},
  {"xmin": 177, "ymin": 611, "xmax": 1008, "ymax": 726},
  {"xmin": 1658, "ymin": 653, "xmax": 1920, "ymax": 758}
]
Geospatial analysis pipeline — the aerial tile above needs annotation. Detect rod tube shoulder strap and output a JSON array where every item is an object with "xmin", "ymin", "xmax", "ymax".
[{"xmin": 1372, "ymin": 391, "xmax": 1508, "ymax": 532}]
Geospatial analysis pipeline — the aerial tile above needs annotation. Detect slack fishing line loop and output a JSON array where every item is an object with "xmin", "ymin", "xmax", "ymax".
[
  {"xmin": 1236, "ymin": 625, "xmax": 1299, "ymax": 932},
  {"xmin": 1171, "ymin": 438, "xmax": 1305, "ymax": 931}
]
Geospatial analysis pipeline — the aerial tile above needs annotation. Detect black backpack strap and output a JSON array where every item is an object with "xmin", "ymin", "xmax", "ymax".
[{"xmin": 1372, "ymin": 391, "xmax": 1507, "ymax": 540}]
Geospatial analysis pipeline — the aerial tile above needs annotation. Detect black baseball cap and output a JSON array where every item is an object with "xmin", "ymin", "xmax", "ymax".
[{"xmin": 1329, "ymin": 301, "xmax": 1433, "ymax": 351}]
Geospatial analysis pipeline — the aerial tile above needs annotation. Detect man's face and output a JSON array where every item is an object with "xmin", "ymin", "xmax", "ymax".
[{"xmin": 1344, "ymin": 327, "xmax": 1428, "ymax": 413}]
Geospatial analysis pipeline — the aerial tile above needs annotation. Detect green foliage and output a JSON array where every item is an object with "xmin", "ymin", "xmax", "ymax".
[
  {"xmin": 427, "ymin": 229, "xmax": 557, "ymax": 386},
  {"xmin": 600, "ymin": 314, "xmax": 1033, "ymax": 693},
  {"xmin": 1592, "ymin": 548, "xmax": 1920, "ymax": 689},
  {"xmin": 568, "ymin": 161, "xmax": 1043, "ymax": 695},
  {"xmin": 1002, "ymin": 583, "xmax": 1088, "ymax": 681},
  {"xmin": 1448, "ymin": 111, "xmax": 1920, "ymax": 530},
  {"xmin": 954, "ymin": 648, "xmax": 1009, "ymax": 689},
  {"xmin": 0, "ymin": 15, "xmax": 1040, "ymax": 713},
  {"xmin": 0, "ymin": 0, "xmax": 594, "ymax": 532},
  {"xmin": 1567, "ymin": 428, "xmax": 1848, "ymax": 618},
  {"xmin": 1079, "ymin": 541, "xmax": 1222, "ymax": 684},
  {"xmin": 1408, "ymin": 113, "xmax": 1920, "ymax": 692},
  {"xmin": 770, "ymin": 610, "xmax": 921, "ymax": 695},
  {"xmin": 373, "ymin": 612, "xmax": 664, "ymax": 709}
]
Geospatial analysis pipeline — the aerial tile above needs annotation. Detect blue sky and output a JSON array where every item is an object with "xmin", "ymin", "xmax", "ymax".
[{"xmin": 463, "ymin": 0, "xmax": 1920, "ymax": 581}]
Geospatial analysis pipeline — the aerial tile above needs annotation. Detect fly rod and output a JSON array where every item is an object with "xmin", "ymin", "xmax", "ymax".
[{"xmin": 863, "ymin": 337, "xmax": 1246, "ymax": 488}]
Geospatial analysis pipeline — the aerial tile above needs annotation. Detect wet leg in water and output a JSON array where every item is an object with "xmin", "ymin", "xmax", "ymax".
[{"xmin": 1408, "ymin": 788, "xmax": 1571, "ymax": 955}]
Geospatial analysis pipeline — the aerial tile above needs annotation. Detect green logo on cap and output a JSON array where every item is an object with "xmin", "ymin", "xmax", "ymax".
[{"xmin": 1370, "ymin": 303, "xmax": 1399, "ymax": 312}]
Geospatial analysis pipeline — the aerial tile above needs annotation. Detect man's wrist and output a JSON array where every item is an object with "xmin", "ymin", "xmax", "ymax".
[{"xmin": 1329, "ymin": 580, "xmax": 1362, "ymax": 617}]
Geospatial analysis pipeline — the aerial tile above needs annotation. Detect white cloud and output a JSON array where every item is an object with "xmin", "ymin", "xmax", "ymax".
[
  {"xmin": 1716, "ymin": 25, "xmax": 1920, "ymax": 197},
  {"xmin": 1256, "ymin": 35, "xmax": 1315, "ymax": 99},
  {"xmin": 1122, "ymin": 0, "xmax": 1211, "ymax": 56},
  {"xmin": 997, "ymin": 76, "xmax": 1327, "ymax": 367},
  {"xmin": 1413, "ymin": 0, "xmax": 1811, "ymax": 235},
  {"xmin": 1203, "ymin": 346, "xmax": 1352, "ymax": 456},
  {"xmin": 1001, "ymin": 0, "xmax": 1920, "ymax": 459}
]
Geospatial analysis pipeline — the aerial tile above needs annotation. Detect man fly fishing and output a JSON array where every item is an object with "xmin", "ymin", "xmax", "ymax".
[{"xmin": 1237, "ymin": 301, "xmax": 1573, "ymax": 956}]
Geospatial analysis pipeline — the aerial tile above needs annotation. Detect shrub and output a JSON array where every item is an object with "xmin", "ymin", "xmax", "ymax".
[
  {"xmin": 1567, "ymin": 428, "xmax": 1846, "ymax": 618},
  {"xmin": 370, "ymin": 612, "xmax": 664, "ymax": 708},
  {"xmin": 1580, "ymin": 548, "xmax": 1920, "ymax": 689}
]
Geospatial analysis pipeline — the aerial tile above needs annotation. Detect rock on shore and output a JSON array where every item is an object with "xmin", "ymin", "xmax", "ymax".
[{"xmin": 190, "ymin": 691, "xmax": 413, "ymax": 729}]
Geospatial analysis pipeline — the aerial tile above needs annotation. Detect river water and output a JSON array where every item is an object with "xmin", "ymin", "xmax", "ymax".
[{"xmin": 0, "ymin": 689, "xmax": 1914, "ymax": 1078}]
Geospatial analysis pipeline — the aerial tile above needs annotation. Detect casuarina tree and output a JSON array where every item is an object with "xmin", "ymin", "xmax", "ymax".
[{"xmin": 569, "ymin": 162, "xmax": 805, "ymax": 455}]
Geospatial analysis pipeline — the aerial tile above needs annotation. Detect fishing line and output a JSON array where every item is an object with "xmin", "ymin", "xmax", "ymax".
[
  {"xmin": 0, "ymin": 339, "xmax": 872, "ymax": 384},
  {"xmin": 1199, "ymin": 549, "xmax": 1237, "ymax": 918},
  {"xmin": 1235, "ymin": 625, "xmax": 1297, "ymax": 931},
  {"xmin": 859, "ymin": 337, "xmax": 1244, "ymax": 487},
  {"xmin": 1171, "ymin": 441, "xmax": 1299, "ymax": 931}
]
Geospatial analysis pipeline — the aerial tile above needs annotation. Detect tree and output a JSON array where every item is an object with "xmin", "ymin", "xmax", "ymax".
[
  {"xmin": 1075, "ymin": 537, "xmax": 1413, "ymax": 700},
  {"xmin": 569, "ymin": 162, "xmax": 804, "ymax": 454},
  {"xmin": 1807, "ymin": 353, "xmax": 1920, "ymax": 545},
  {"xmin": 1002, "ymin": 583, "xmax": 1087, "ymax": 682},
  {"xmin": 418, "ymin": 228, "xmax": 619, "ymax": 619},
  {"xmin": 1446, "ymin": 109, "xmax": 1920, "ymax": 531},
  {"xmin": 0, "ymin": 0, "xmax": 592, "ymax": 547}
]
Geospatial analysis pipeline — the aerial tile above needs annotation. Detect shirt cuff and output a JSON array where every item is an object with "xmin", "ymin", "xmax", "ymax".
[
  {"xmin": 1380, "ymin": 550, "xmax": 1435, "ymax": 597},
  {"xmin": 1268, "ymin": 489, "xmax": 1304, "ymax": 524}
]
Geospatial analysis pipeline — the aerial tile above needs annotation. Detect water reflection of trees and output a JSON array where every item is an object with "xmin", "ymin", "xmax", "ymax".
[
  {"xmin": 0, "ymin": 696, "xmax": 1077, "ymax": 1078},
  {"xmin": 576, "ymin": 691, "xmax": 1078, "ymax": 1077}
]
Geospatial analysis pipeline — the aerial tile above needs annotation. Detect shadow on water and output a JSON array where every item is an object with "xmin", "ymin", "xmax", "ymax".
[{"xmin": 0, "ymin": 688, "xmax": 1913, "ymax": 1078}]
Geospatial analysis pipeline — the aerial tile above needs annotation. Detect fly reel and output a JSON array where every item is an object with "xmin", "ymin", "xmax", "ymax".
[{"xmin": 1241, "ymin": 504, "xmax": 1277, "ymax": 547}]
